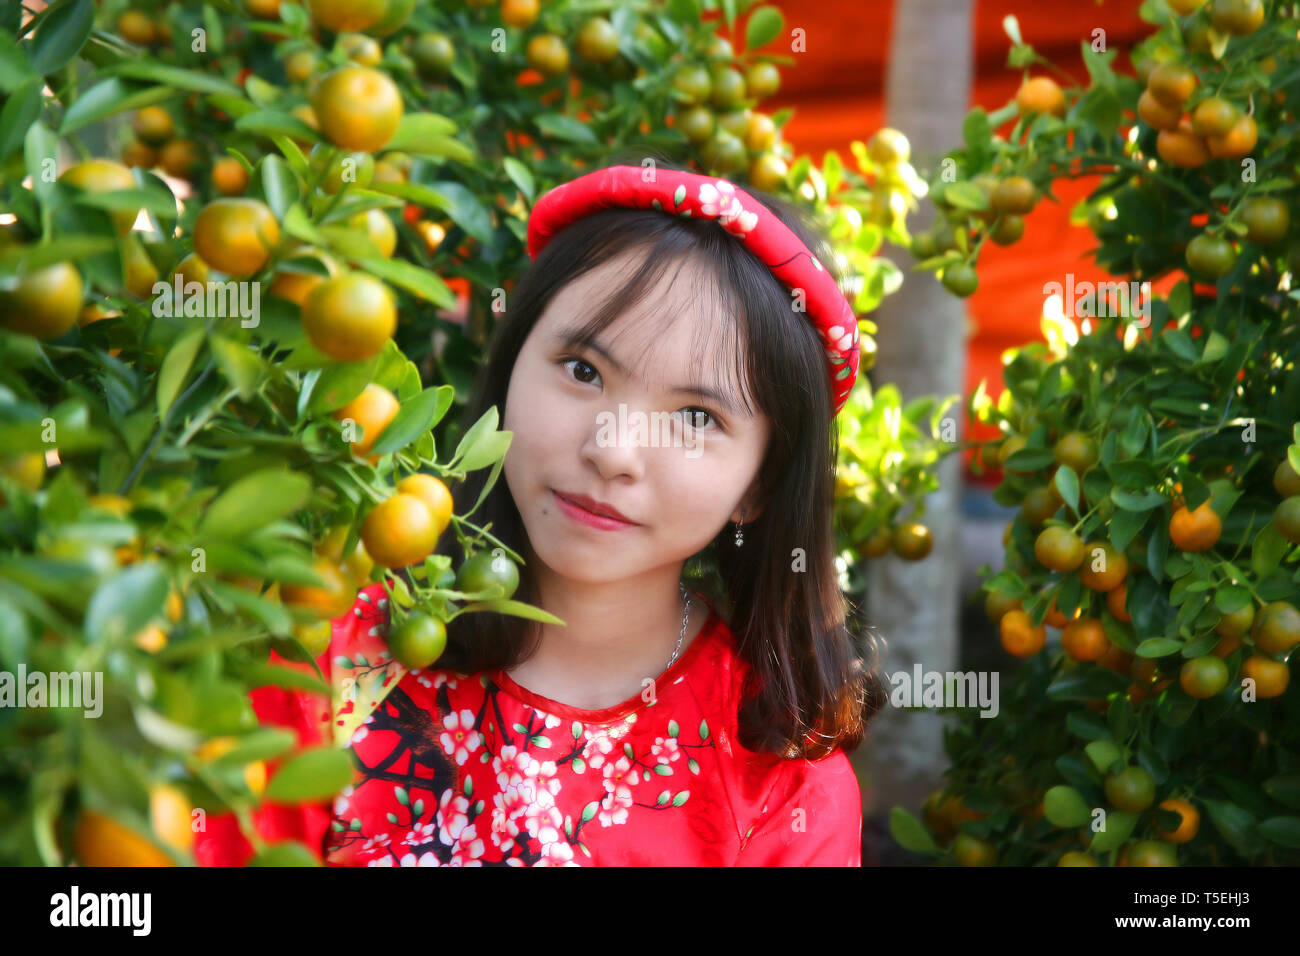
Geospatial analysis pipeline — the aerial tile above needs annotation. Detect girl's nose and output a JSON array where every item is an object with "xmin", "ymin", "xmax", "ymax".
[{"xmin": 583, "ymin": 403, "xmax": 649, "ymax": 480}]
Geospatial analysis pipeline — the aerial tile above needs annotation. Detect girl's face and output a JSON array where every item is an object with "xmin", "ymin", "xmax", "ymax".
[{"xmin": 502, "ymin": 249, "xmax": 771, "ymax": 585}]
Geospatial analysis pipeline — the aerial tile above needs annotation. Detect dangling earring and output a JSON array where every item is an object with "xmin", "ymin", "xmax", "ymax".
[{"xmin": 734, "ymin": 511, "xmax": 744, "ymax": 548}]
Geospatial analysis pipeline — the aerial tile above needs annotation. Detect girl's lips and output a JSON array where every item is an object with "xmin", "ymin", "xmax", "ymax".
[{"xmin": 553, "ymin": 490, "xmax": 638, "ymax": 531}]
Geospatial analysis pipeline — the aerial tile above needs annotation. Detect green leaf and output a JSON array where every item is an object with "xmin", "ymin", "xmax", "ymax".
[
  {"xmin": 888, "ymin": 806, "xmax": 940, "ymax": 854},
  {"xmin": 402, "ymin": 134, "xmax": 474, "ymax": 163},
  {"xmin": 384, "ymin": 112, "xmax": 457, "ymax": 149},
  {"xmin": 962, "ymin": 108, "xmax": 991, "ymax": 163},
  {"xmin": 104, "ymin": 61, "xmax": 243, "ymax": 97},
  {"xmin": 535, "ymin": 113, "xmax": 598, "ymax": 145},
  {"xmin": 0, "ymin": 29, "xmax": 35, "ymax": 93},
  {"xmin": 27, "ymin": 0, "xmax": 94, "ymax": 75},
  {"xmin": 306, "ymin": 359, "xmax": 376, "ymax": 416},
  {"xmin": 451, "ymin": 405, "xmax": 500, "ymax": 470},
  {"xmin": 249, "ymin": 841, "xmax": 323, "ymax": 866},
  {"xmin": 458, "ymin": 430, "xmax": 510, "ymax": 474},
  {"xmin": 282, "ymin": 203, "xmax": 327, "ymax": 247},
  {"xmin": 1202, "ymin": 797, "xmax": 1258, "ymax": 855},
  {"xmin": 1054, "ymin": 465, "xmax": 1080, "ymax": 514},
  {"xmin": 422, "ymin": 180, "xmax": 494, "ymax": 243},
  {"xmin": 0, "ymin": 79, "xmax": 42, "ymax": 162},
  {"xmin": 744, "ymin": 6, "xmax": 784, "ymax": 50},
  {"xmin": 944, "ymin": 181, "xmax": 990, "ymax": 211},
  {"xmin": 209, "ymin": 336, "xmax": 266, "ymax": 399},
  {"xmin": 1004, "ymin": 447, "xmax": 1054, "ymax": 471},
  {"xmin": 70, "ymin": 186, "xmax": 178, "ymax": 220},
  {"xmin": 235, "ymin": 110, "xmax": 322, "ymax": 143},
  {"xmin": 1250, "ymin": 523, "xmax": 1289, "ymax": 579},
  {"xmin": 1076, "ymin": 85, "xmax": 1121, "ymax": 141},
  {"xmin": 156, "ymin": 327, "xmax": 205, "ymax": 418},
  {"xmin": 1080, "ymin": 40, "xmax": 1117, "ymax": 88},
  {"xmin": 1066, "ymin": 709, "xmax": 1110, "ymax": 741},
  {"xmin": 1108, "ymin": 697, "xmax": 1132, "ymax": 742},
  {"xmin": 1111, "ymin": 487, "xmax": 1166, "ymax": 511},
  {"xmin": 351, "ymin": 256, "xmax": 455, "ymax": 309},
  {"xmin": 1262, "ymin": 772, "xmax": 1300, "ymax": 811},
  {"xmin": 1147, "ymin": 522, "xmax": 1169, "ymax": 582},
  {"xmin": 84, "ymin": 562, "xmax": 169, "ymax": 645},
  {"xmin": 317, "ymin": 223, "xmax": 390, "ymax": 260},
  {"xmin": 79, "ymin": 721, "xmax": 148, "ymax": 808},
  {"xmin": 1084, "ymin": 739, "xmax": 1123, "ymax": 776},
  {"xmin": 208, "ymin": 728, "xmax": 297, "ymax": 767},
  {"xmin": 1166, "ymin": 279, "xmax": 1191, "ymax": 318},
  {"xmin": 502, "ymin": 156, "xmax": 535, "ymax": 202},
  {"xmin": 264, "ymin": 747, "xmax": 354, "ymax": 803},
  {"xmin": 202, "ymin": 4, "xmax": 226, "ymax": 54},
  {"xmin": 1043, "ymin": 785, "xmax": 1092, "ymax": 827},
  {"xmin": 1199, "ymin": 330, "xmax": 1230, "ymax": 365},
  {"xmin": 1257, "ymin": 817, "xmax": 1300, "ymax": 849},
  {"xmin": 0, "ymin": 593, "xmax": 31, "ymax": 669},
  {"xmin": 667, "ymin": 0, "xmax": 702, "ymax": 22},
  {"xmin": 458, "ymin": 598, "xmax": 564, "ymax": 625},
  {"xmin": 238, "ymin": 662, "xmax": 329, "ymax": 695},
  {"xmin": 258, "ymin": 154, "xmax": 300, "ymax": 221},
  {"xmin": 369, "ymin": 386, "xmax": 451, "ymax": 455},
  {"xmin": 1108, "ymin": 506, "xmax": 1148, "ymax": 553},
  {"xmin": 207, "ymin": 581, "xmax": 292, "ymax": 636},
  {"xmin": 1105, "ymin": 460, "xmax": 1157, "ymax": 489},
  {"xmin": 199, "ymin": 468, "xmax": 312, "ymax": 540},
  {"xmin": 368, "ymin": 180, "xmax": 454, "ymax": 213},
  {"xmin": 1135, "ymin": 637, "xmax": 1182, "ymax": 658},
  {"xmin": 208, "ymin": 94, "xmax": 256, "ymax": 122},
  {"xmin": 191, "ymin": 675, "xmax": 263, "ymax": 734},
  {"xmin": 1213, "ymin": 585, "xmax": 1251, "ymax": 615},
  {"xmin": 244, "ymin": 75, "xmax": 280, "ymax": 108},
  {"xmin": 1089, "ymin": 810, "xmax": 1137, "ymax": 853},
  {"xmin": 59, "ymin": 78, "xmax": 172, "ymax": 135},
  {"xmin": 1162, "ymin": 328, "xmax": 1199, "ymax": 363},
  {"xmin": 1046, "ymin": 667, "xmax": 1126, "ymax": 701}
]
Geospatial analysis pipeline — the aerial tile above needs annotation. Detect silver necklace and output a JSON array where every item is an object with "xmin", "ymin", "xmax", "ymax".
[{"xmin": 666, "ymin": 582, "xmax": 692, "ymax": 669}]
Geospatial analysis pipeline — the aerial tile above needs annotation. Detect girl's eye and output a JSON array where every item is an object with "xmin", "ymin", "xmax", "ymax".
[
  {"xmin": 560, "ymin": 357, "xmax": 600, "ymax": 385},
  {"xmin": 679, "ymin": 408, "xmax": 713, "ymax": 430},
  {"xmin": 560, "ymin": 357, "xmax": 721, "ymax": 431}
]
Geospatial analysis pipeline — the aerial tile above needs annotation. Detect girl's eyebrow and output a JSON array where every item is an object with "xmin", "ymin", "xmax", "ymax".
[{"xmin": 550, "ymin": 325, "xmax": 743, "ymax": 417}]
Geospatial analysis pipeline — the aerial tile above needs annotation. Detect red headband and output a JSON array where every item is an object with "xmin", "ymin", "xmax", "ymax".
[{"xmin": 525, "ymin": 165, "xmax": 860, "ymax": 418}]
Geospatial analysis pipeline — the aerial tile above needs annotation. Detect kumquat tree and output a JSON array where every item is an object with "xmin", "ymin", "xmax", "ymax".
[
  {"xmin": 890, "ymin": 2, "xmax": 1300, "ymax": 866},
  {"xmin": 0, "ymin": 0, "xmax": 943, "ymax": 867}
]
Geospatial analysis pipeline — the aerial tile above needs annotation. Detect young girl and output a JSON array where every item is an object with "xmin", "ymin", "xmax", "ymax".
[{"xmin": 195, "ymin": 149, "xmax": 888, "ymax": 867}]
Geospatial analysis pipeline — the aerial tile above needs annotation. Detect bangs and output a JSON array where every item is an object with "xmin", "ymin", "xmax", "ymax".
[{"xmin": 554, "ymin": 230, "xmax": 759, "ymax": 422}]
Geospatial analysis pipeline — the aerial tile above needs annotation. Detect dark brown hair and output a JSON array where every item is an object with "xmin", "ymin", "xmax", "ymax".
[{"xmin": 434, "ymin": 146, "xmax": 887, "ymax": 760}]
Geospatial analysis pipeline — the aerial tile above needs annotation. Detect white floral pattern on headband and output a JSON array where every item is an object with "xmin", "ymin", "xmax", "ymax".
[{"xmin": 698, "ymin": 181, "xmax": 760, "ymax": 237}]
